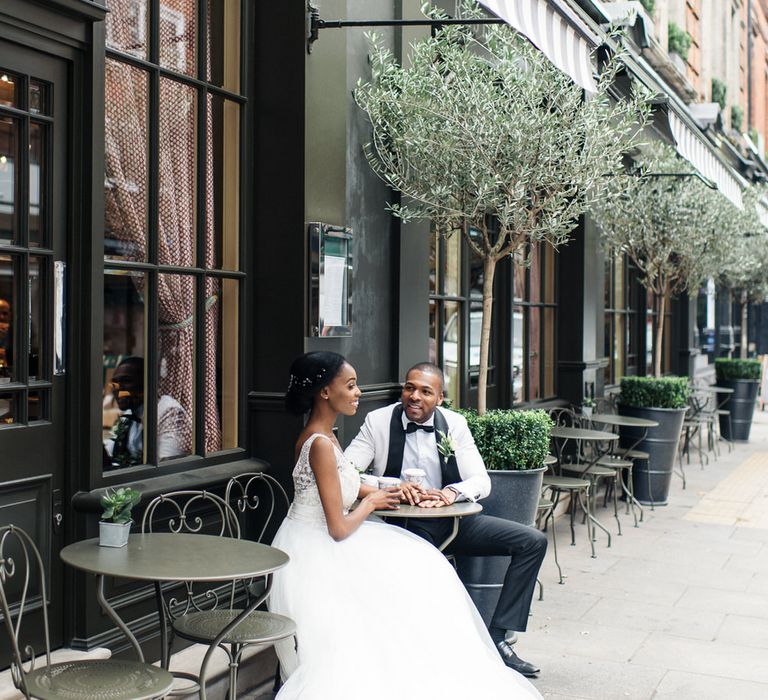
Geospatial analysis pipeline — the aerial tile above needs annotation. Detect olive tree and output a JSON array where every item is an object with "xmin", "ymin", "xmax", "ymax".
[
  {"xmin": 593, "ymin": 143, "xmax": 738, "ymax": 376},
  {"xmin": 355, "ymin": 3, "xmax": 651, "ymax": 413},
  {"xmin": 717, "ymin": 185, "xmax": 768, "ymax": 358}
]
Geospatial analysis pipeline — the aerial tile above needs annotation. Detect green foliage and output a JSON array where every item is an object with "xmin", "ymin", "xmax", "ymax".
[
  {"xmin": 749, "ymin": 127, "xmax": 759, "ymax": 145},
  {"xmin": 639, "ymin": 0, "xmax": 655, "ymax": 15},
  {"xmin": 731, "ymin": 105, "xmax": 743, "ymax": 132},
  {"xmin": 619, "ymin": 376, "xmax": 690, "ymax": 409},
  {"xmin": 711, "ymin": 78, "xmax": 727, "ymax": 111},
  {"xmin": 668, "ymin": 23, "xmax": 692, "ymax": 61},
  {"xmin": 715, "ymin": 358, "xmax": 761, "ymax": 381},
  {"xmin": 100, "ymin": 487, "xmax": 141, "ymax": 524},
  {"xmin": 582, "ymin": 396, "xmax": 596, "ymax": 408},
  {"xmin": 456, "ymin": 408, "xmax": 553, "ymax": 471}
]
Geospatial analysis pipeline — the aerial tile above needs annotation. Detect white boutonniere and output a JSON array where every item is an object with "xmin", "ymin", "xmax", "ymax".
[{"xmin": 436, "ymin": 430, "xmax": 457, "ymax": 459}]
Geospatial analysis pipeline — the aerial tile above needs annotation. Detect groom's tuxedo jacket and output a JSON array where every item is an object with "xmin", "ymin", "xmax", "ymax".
[{"xmin": 344, "ymin": 403, "xmax": 491, "ymax": 502}]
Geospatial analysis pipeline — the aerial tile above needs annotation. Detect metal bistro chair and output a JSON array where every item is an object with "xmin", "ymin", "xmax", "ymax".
[
  {"xmin": 141, "ymin": 490, "xmax": 294, "ymax": 699},
  {"xmin": 0, "ymin": 525, "xmax": 173, "ymax": 700}
]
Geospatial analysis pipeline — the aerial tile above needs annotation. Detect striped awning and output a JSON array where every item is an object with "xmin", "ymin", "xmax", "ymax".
[
  {"xmin": 669, "ymin": 111, "xmax": 743, "ymax": 209},
  {"xmin": 478, "ymin": 0, "xmax": 597, "ymax": 93}
]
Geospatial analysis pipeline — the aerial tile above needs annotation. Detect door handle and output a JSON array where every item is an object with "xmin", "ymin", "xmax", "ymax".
[
  {"xmin": 53, "ymin": 489, "xmax": 63, "ymax": 534},
  {"xmin": 54, "ymin": 261, "xmax": 66, "ymax": 375}
]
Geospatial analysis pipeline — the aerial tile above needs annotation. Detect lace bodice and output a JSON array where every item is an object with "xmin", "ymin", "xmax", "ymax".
[{"xmin": 288, "ymin": 433, "xmax": 361, "ymax": 527}]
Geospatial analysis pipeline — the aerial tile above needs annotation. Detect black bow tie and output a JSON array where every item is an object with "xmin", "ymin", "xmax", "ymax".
[{"xmin": 405, "ymin": 422, "xmax": 434, "ymax": 434}]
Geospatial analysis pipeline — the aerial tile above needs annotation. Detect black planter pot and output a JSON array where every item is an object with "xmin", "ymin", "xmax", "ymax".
[
  {"xmin": 717, "ymin": 379, "xmax": 759, "ymax": 441},
  {"xmin": 457, "ymin": 467, "xmax": 545, "ymax": 626},
  {"xmin": 617, "ymin": 404, "xmax": 686, "ymax": 506}
]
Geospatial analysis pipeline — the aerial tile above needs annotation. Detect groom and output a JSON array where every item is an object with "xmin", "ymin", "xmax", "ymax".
[{"xmin": 345, "ymin": 362, "xmax": 547, "ymax": 677}]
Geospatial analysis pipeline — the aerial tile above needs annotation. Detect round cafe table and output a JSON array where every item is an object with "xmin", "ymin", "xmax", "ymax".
[
  {"xmin": 372, "ymin": 501, "xmax": 483, "ymax": 551},
  {"xmin": 61, "ymin": 533, "xmax": 290, "ymax": 700}
]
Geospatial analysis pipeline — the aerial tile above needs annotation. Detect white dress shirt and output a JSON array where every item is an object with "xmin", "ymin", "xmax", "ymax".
[{"xmin": 401, "ymin": 411, "xmax": 443, "ymax": 492}]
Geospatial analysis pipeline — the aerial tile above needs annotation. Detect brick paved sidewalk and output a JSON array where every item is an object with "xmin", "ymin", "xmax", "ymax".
[{"xmin": 525, "ymin": 410, "xmax": 768, "ymax": 700}]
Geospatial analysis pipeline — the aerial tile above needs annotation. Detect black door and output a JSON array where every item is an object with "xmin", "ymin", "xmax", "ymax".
[{"xmin": 0, "ymin": 40, "xmax": 69, "ymax": 655}]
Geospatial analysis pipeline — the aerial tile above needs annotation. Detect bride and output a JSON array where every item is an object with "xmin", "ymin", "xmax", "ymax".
[{"xmin": 269, "ymin": 351, "xmax": 542, "ymax": 700}]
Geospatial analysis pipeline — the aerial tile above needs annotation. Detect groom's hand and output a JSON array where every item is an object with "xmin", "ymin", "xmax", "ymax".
[
  {"xmin": 399, "ymin": 482, "xmax": 428, "ymax": 505},
  {"xmin": 417, "ymin": 488, "xmax": 456, "ymax": 508}
]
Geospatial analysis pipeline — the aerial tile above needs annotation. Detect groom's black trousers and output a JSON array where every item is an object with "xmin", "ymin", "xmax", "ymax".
[{"xmin": 404, "ymin": 514, "xmax": 547, "ymax": 632}]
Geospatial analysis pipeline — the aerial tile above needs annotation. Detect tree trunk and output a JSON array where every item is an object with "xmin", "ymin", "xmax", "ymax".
[
  {"xmin": 741, "ymin": 289, "xmax": 749, "ymax": 359},
  {"xmin": 653, "ymin": 287, "xmax": 666, "ymax": 378},
  {"xmin": 477, "ymin": 255, "xmax": 497, "ymax": 415}
]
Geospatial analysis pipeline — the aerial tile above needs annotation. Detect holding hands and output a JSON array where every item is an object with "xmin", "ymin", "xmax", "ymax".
[{"xmin": 398, "ymin": 482, "xmax": 457, "ymax": 508}]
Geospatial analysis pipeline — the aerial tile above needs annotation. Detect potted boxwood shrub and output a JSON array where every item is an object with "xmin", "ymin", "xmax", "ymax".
[
  {"xmin": 715, "ymin": 358, "xmax": 761, "ymax": 441},
  {"xmin": 99, "ymin": 487, "xmax": 141, "ymax": 547},
  {"xmin": 618, "ymin": 377, "xmax": 689, "ymax": 505},
  {"xmin": 454, "ymin": 408, "xmax": 552, "ymax": 625}
]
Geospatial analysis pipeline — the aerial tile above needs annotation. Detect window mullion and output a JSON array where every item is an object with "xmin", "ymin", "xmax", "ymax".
[{"xmin": 146, "ymin": 270, "xmax": 158, "ymax": 465}]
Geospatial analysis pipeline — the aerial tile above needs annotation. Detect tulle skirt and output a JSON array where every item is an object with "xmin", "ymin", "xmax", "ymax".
[{"xmin": 269, "ymin": 516, "xmax": 542, "ymax": 700}]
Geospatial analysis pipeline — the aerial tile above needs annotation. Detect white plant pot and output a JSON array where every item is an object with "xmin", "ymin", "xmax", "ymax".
[
  {"xmin": 99, "ymin": 520, "xmax": 132, "ymax": 547},
  {"xmin": 582, "ymin": 406, "xmax": 593, "ymax": 417}
]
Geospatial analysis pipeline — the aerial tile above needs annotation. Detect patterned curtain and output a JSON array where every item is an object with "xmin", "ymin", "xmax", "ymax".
[{"xmin": 104, "ymin": 0, "xmax": 222, "ymax": 456}]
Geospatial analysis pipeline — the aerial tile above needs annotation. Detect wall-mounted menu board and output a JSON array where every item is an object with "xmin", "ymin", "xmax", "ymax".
[{"xmin": 307, "ymin": 222, "xmax": 352, "ymax": 337}]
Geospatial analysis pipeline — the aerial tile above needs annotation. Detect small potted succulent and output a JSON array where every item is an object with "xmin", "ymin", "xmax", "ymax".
[
  {"xmin": 99, "ymin": 487, "xmax": 141, "ymax": 547},
  {"xmin": 715, "ymin": 358, "xmax": 761, "ymax": 441},
  {"xmin": 581, "ymin": 396, "xmax": 596, "ymax": 417}
]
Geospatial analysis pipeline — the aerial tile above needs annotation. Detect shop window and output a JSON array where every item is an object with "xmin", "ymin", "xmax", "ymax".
[
  {"xmin": 513, "ymin": 243, "xmax": 557, "ymax": 404},
  {"xmin": 604, "ymin": 254, "xmax": 639, "ymax": 386},
  {"xmin": 102, "ymin": 0, "xmax": 242, "ymax": 471}
]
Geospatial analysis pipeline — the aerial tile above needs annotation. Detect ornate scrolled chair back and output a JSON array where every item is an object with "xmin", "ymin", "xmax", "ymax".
[
  {"xmin": 225, "ymin": 473, "xmax": 290, "ymax": 544},
  {"xmin": 0, "ymin": 525, "xmax": 52, "ymax": 696},
  {"xmin": 141, "ymin": 491, "xmax": 241, "ymax": 619},
  {"xmin": 549, "ymin": 407, "xmax": 580, "ymax": 428}
]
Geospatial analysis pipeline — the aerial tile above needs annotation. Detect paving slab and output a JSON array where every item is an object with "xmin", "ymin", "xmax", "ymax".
[{"xmin": 523, "ymin": 409, "xmax": 768, "ymax": 699}]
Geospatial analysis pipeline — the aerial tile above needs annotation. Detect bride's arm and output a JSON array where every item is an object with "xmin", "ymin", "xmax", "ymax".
[{"xmin": 310, "ymin": 440, "xmax": 399, "ymax": 541}]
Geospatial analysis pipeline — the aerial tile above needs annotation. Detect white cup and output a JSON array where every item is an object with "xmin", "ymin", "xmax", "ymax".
[
  {"xmin": 402, "ymin": 468, "xmax": 426, "ymax": 486},
  {"xmin": 378, "ymin": 476, "xmax": 401, "ymax": 490}
]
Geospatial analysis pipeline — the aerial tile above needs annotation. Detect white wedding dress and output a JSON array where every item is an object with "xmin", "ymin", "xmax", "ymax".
[{"xmin": 269, "ymin": 433, "xmax": 542, "ymax": 700}]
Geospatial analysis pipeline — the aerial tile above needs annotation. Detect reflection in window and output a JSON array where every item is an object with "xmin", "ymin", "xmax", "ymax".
[
  {"xmin": 29, "ymin": 257, "xmax": 43, "ymax": 379},
  {"xmin": 0, "ymin": 116, "xmax": 19, "ymax": 242},
  {"xmin": 0, "ymin": 72, "xmax": 18, "ymax": 108},
  {"xmin": 106, "ymin": 0, "xmax": 148, "ymax": 59},
  {"xmin": 29, "ymin": 123, "xmax": 46, "ymax": 248},
  {"xmin": 0, "ymin": 392, "xmax": 15, "ymax": 425},
  {"xmin": 442, "ymin": 300, "xmax": 460, "ymax": 405},
  {"xmin": 103, "ymin": 271, "xmax": 146, "ymax": 468},
  {"xmin": 0, "ymin": 255, "xmax": 15, "ymax": 381}
]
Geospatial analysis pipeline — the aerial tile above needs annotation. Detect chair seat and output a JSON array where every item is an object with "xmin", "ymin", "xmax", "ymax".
[
  {"xmin": 543, "ymin": 475, "xmax": 590, "ymax": 489},
  {"xmin": 25, "ymin": 660, "xmax": 174, "ymax": 700},
  {"xmin": 173, "ymin": 609, "xmax": 296, "ymax": 645},
  {"xmin": 595, "ymin": 456, "xmax": 633, "ymax": 469},
  {"xmin": 561, "ymin": 463, "xmax": 617, "ymax": 478},
  {"xmin": 622, "ymin": 449, "xmax": 649, "ymax": 460}
]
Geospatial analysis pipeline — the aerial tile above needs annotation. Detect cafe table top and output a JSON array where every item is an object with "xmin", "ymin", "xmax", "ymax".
[
  {"xmin": 372, "ymin": 501, "xmax": 483, "ymax": 519},
  {"xmin": 550, "ymin": 426, "xmax": 618, "ymax": 441},
  {"xmin": 589, "ymin": 413, "xmax": 659, "ymax": 428},
  {"xmin": 61, "ymin": 532, "xmax": 289, "ymax": 582}
]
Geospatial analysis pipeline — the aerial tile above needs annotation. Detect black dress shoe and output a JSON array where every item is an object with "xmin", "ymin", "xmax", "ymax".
[{"xmin": 496, "ymin": 640, "xmax": 540, "ymax": 677}]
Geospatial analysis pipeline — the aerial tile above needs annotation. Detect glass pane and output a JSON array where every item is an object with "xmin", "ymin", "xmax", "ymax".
[
  {"xmin": 0, "ymin": 116, "xmax": 19, "ymax": 243},
  {"xmin": 469, "ymin": 249, "xmax": 483, "ymax": 303},
  {"xmin": 105, "ymin": 60, "xmax": 149, "ymax": 262},
  {"xmin": 158, "ymin": 78, "xmax": 197, "ymax": 267},
  {"xmin": 444, "ymin": 233, "xmax": 461, "ymax": 297},
  {"xmin": 614, "ymin": 255, "xmax": 624, "ymax": 309},
  {"xmin": 429, "ymin": 230, "xmax": 437, "ymax": 296},
  {"xmin": 0, "ymin": 255, "xmax": 15, "ymax": 382},
  {"xmin": 442, "ymin": 300, "xmax": 460, "ymax": 405},
  {"xmin": 29, "ymin": 81, "xmax": 48, "ymax": 116},
  {"xmin": 544, "ymin": 307, "xmax": 555, "ymax": 397},
  {"xmin": 29, "ymin": 123, "xmax": 47, "ymax": 248},
  {"xmin": 28, "ymin": 389, "xmax": 47, "ymax": 422},
  {"xmin": 207, "ymin": 0, "xmax": 240, "ymax": 91},
  {"xmin": 105, "ymin": 0, "xmax": 148, "ymax": 59},
  {"xmin": 513, "ymin": 250, "xmax": 526, "ymax": 302},
  {"xmin": 0, "ymin": 392, "xmax": 17, "ymax": 425},
  {"xmin": 159, "ymin": 0, "xmax": 197, "ymax": 77},
  {"xmin": 103, "ymin": 270, "xmax": 146, "ymax": 470},
  {"xmin": 604, "ymin": 313, "xmax": 613, "ymax": 385},
  {"xmin": 512, "ymin": 305, "xmax": 524, "ymax": 403},
  {"xmin": 428, "ymin": 299, "xmax": 438, "ymax": 363},
  {"xmin": 206, "ymin": 95, "xmax": 240, "ymax": 270},
  {"xmin": 645, "ymin": 313, "xmax": 654, "ymax": 375},
  {"xmin": 528, "ymin": 307, "xmax": 541, "ymax": 401},
  {"xmin": 543, "ymin": 243, "xmax": 555, "ymax": 304},
  {"xmin": 0, "ymin": 72, "xmax": 18, "ymax": 108},
  {"xmin": 205, "ymin": 276, "xmax": 237, "ymax": 453},
  {"xmin": 469, "ymin": 302, "xmax": 482, "ymax": 368},
  {"xmin": 614, "ymin": 313, "xmax": 625, "ymax": 381},
  {"xmin": 528, "ymin": 244, "xmax": 541, "ymax": 304},
  {"xmin": 604, "ymin": 256, "xmax": 612, "ymax": 310},
  {"xmin": 663, "ymin": 310, "xmax": 672, "ymax": 374},
  {"xmin": 157, "ymin": 273, "xmax": 194, "ymax": 460},
  {"xmin": 29, "ymin": 257, "xmax": 43, "ymax": 380}
]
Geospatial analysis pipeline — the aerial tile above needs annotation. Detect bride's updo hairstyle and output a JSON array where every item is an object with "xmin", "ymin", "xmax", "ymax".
[{"xmin": 285, "ymin": 351, "xmax": 347, "ymax": 415}]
